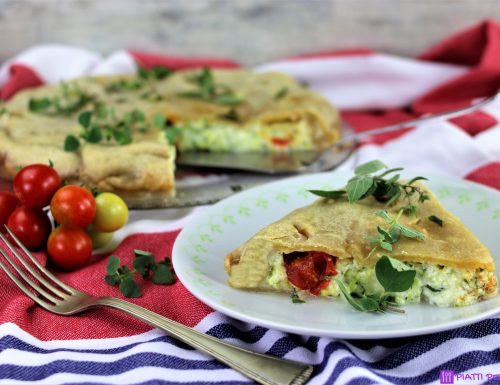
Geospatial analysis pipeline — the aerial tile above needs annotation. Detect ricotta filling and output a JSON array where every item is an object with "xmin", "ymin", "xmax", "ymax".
[
  {"xmin": 267, "ymin": 252, "xmax": 497, "ymax": 307},
  {"xmin": 176, "ymin": 119, "xmax": 313, "ymax": 152}
]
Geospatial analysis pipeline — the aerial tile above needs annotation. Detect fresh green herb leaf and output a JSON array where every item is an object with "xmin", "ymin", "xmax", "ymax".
[
  {"xmin": 153, "ymin": 112, "xmax": 166, "ymax": 129},
  {"xmin": 104, "ymin": 256, "xmax": 142, "ymax": 297},
  {"xmin": 104, "ymin": 274, "xmax": 121, "ymax": 286},
  {"xmin": 151, "ymin": 65, "xmax": 172, "ymax": 80},
  {"xmin": 165, "ymin": 126, "xmax": 181, "ymax": 145},
  {"xmin": 355, "ymin": 160, "xmax": 387, "ymax": 176},
  {"xmin": 389, "ymin": 227, "xmax": 401, "ymax": 242},
  {"xmin": 402, "ymin": 204, "xmax": 418, "ymax": 216},
  {"xmin": 213, "ymin": 94, "xmax": 242, "ymax": 106},
  {"xmin": 82, "ymin": 125, "xmax": 103, "ymax": 143},
  {"xmin": 152, "ymin": 258, "xmax": 175, "ymax": 285},
  {"xmin": 275, "ymin": 87, "xmax": 289, "ymax": 100},
  {"xmin": 378, "ymin": 167, "xmax": 404, "ymax": 178},
  {"xmin": 428, "ymin": 215, "xmax": 443, "ymax": 226},
  {"xmin": 64, "ymin": 135, "xmax": 80, "ymax": 152},
  {"xmin": 358, "ymin": 296, "xmax": 382, "ymax": 312},
  {"xmin": 291, "ymin": 289, "xmax": 305, "ymax": 304},
  {"xmin": 375, "ymin": 210, "xmax": 392, "ymax": 222},
  {"xmin": 408, "ymin": 176, "xmax": 428, "ymax": 185},
  {"xmin": 346, "ymin": 176, "xmax": 374, "ymax": 203},
  {"xmin": 29, "ymin": 98, "xmax": 52, "ymax": 112},
  {"xmin": 218, "ymin": 108, "xmax": 239, "ymax": 122},
  {"xmin": 177, "ymin": 91, "xmax": 204, "ymax": 99},
  {"xmin": 397, "ymin": 224, "xmax": 426, "ymax": 240},
  {"xmin": 375, "ymin": 210, "xmax": 426, "ymax": 241},
  {"xmin": 106, "ymin": 255, "xmax": 121, "ymax": 275},
  {"xmin": 119, "ymin": 275, "xmax": 141, "ymax": 298},
  {"xmin": 426, "ymin": 285, "xmax": 443, "ymax": 293},
  {"xmin": 367, "ymin": 224, "xmax": 401, "ymax": 252},
  {"xmin": 105, "ymin": 78, "xmax": 143, "ymax": 93},
  {"xmin": 137, "ymin": 66, "xmax": 149, "ymax": 79},
  {"xmin": 78, "ymin": 111, "xmax": 93, "ymax": 128},
  {"xmin": 112, "ymin": 126, "xmax": 132, "ymax": 145},
  {"xmin": 334, "ymin": 278, "xmax": 365, "ymax": 311},
  {"xmin": 133, "ymin": 250, "xmax": 155, "ymax": 279},
  {"xmin": 377, "ymin": 226, "xmax": 397, "ymax": 243},
  {"xmin": 198, "ymin": 67, "xmax": 215, "ymax": 97},
  {"xmin": 179, "ymin": 67, "xmax": 243, "ymax": 106},
  {"xmin": 334, "ymin": 278, "xmax": 389, "ymax": 312},
  {"xmin": 309, "ymin": 161, "xmax": 431, "ymax": 213},
  {"xmin": 375, "ymin": 255, "xmax": 416, "ymax": 292},
  {"xmin": 308, "ymin": 190, "xmax": 346, "ymax": 199}
]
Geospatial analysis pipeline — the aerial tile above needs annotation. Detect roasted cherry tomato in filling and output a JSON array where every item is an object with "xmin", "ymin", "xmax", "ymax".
[
  {"xmin": 13, "ymin": 164, "xmax": 61, "ymax": 208},
  {"xmin": 284, "ymin": 251, "xmax": 337, "ymax": 296},
  {"xmin": 47, "ymin": 227, "xmax": 92, "ymax": 270},
  {"xmin": 0, "ymin": 192, "xmax": 20, "ymax": 233},
  {"xmin": 7, "ymin": 207, "xmax": 51, "ymax": 250},
  {"xmin": 50, "ymin": 185, "xmax": 96, "ymax": 229},
  {"xmin": 92, "ymin": 192, "xmax": 128, "ymax": 232}
]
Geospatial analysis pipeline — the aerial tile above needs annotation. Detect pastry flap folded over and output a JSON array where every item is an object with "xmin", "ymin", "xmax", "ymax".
[{"xmin": 224, "ymin": 184, "xmax": 494, "ymax": 289}]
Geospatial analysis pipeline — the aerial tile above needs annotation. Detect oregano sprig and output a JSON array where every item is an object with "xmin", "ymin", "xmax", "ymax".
[
  {"xmin": 309, "ymin": 160, "xmax": 430, "ymax": 214},
  {"xmin": 334, "ymin": 255, "xmax": 416, "ymax": 313},
  {"xmin": 65, "ymin": 108, "xmax": 169, "ymax": 151},
  {"xmin": 178, "ymin": 67, "xmax": 243, "ymax": 106},
  {"xmin": 104, "ymin": 65, "xmax": 172, "ymax": 96},
  {"xmin": 104, "ymin": 250, "xmax": 175, "ymax": 298},
  {"xmin": 29, "ymin": 82, "xmax": 95, "ymax": 116},
  {"xmin": 105, "ymin": 255, "xmax": 141, "ymax": 298}
]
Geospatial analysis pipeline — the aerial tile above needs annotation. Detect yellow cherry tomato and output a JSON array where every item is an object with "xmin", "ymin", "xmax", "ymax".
[
  {"xmin": 87, "ymin": 226, "xmax": 114, "ymax": 249},
  {"xmin": 92, "ymin": 192, "xmax": 128, "ymax": 232}
]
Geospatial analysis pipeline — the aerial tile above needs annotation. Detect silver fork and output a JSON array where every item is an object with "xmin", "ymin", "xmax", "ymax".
[{"xmin": 0, "ymin": 227, "xmax": 313, "ymax": 385}]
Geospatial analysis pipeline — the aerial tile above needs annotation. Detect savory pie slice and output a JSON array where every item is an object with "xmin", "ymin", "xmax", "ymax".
[
  {"xmin": 224, "ymin": 183, "xmax": 497, "ymax": 307},
  {"xmin": 0, "ymin": 68, "xmax": 340, "ymax": 199}
]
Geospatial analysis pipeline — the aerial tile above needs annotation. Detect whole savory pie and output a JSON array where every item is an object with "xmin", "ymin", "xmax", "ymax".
[
  {"xmin": 0, "ymin": 67, "xmax": 340, "ymax": 197},
  {"xmin": 225, "ymin": 173, "xmax": 498, "ymax": 309}
]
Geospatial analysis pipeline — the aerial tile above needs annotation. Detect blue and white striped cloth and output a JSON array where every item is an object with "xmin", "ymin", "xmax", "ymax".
[{"xmin": 1, "ymin": 311, "xmax": 500, "ymax": 384}]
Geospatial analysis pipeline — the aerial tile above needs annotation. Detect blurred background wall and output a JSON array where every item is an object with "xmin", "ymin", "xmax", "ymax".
[{"xmin": 1, "ymin": 0, "xmax": 499, "ymax": 65}]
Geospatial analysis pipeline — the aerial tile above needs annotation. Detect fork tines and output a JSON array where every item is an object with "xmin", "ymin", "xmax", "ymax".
[{"xmin": 0, "ymin": 226, "xmax": 73, "ymax": 311}]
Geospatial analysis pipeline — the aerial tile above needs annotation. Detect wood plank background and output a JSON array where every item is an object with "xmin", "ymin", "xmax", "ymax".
[{"xmin": 0, "ymin": 0, "xmax": 499, "ymax": 65}]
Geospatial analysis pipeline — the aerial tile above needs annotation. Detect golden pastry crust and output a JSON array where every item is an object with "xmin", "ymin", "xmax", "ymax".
[
  {"xmin": 225, "ymin": 183, "xmax": 495, "ymax": 289},
  {"xmin": 0, "ymin": 69, "xmax": 340, "ymax": 197}
]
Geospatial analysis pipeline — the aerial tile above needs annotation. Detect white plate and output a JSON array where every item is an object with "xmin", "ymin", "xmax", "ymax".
[{"xmin": 172, "ymin": 171, "xmax": 500, "ymax": 339}]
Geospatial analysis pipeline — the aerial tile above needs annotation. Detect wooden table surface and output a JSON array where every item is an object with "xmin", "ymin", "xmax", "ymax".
[{"xmin": 0, "ymin": 0, "xmax": 499, "ymax": 65}]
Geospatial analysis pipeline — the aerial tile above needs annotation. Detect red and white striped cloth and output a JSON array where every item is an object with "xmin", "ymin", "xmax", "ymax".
[{"xmin": 0, "ymin": 19, "xmax": 499, "ymax": 385}]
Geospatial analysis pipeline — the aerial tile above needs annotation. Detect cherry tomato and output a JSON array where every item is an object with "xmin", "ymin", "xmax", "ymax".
[
  {"xmin": 86, "ymin": 225, "xmax": 114, "ymax": 249},
  {"xmin": 284, "ymin": 251, "xmax": 337, "ymax": 296},
  {"xmin": 0, "ymin": 192, "xmax": 20, "ymax": 233},
  {"xmin": 47, "ymin": 227, "xmax": 92, "ymax": 270},
  {"xmin": 7, "ymin": 207, "xmax": 51, "ymax": 250},
  {"xmin": 92, "ymin": 192, "xmax": 128, "ymax": 232},
  {"xmin": 50, "ymin": 185, "xmax": 96, "ymax": 229},
  {"xmin": 13, "ymin": 164, "xmax": 61, "ymax": 208}
]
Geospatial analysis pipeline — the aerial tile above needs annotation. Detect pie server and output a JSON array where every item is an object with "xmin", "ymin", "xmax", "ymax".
[
  {"xmin": 176, "ymin": 91, "xmax": 499, "ymax": 174},
  {"xmin": 124, "ymin": 92, "xmax": 499, "ymax": 209}
]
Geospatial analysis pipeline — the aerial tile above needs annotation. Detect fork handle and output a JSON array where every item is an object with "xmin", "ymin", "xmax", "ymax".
[{"xmin": 93, "ymin": 296, "xmax": 312, "ymax": 385}]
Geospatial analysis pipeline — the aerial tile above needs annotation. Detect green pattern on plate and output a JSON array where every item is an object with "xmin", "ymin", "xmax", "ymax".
[{"xmin": 173, "ymin": 171, "xmax": 500, "ymax": 338}]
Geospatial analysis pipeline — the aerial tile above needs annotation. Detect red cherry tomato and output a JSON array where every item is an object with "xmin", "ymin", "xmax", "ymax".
[
  {"xmin": 0, "ymin": 192, "xmax": 20, "ymax": 233},
  {"xmin": 50, "ymin": 185, "xmax": 96, "ymax": 229},
  {"xmin": 47, "ymin": 227, "xmax": 92, "ymax": 270},
  {"xmin": 13, "ymin": 164, "xmax": 61, "ymax": 209},
  {"xmin": 7, "ymin": 207, "xmax": 51, "ymax": 250}
]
